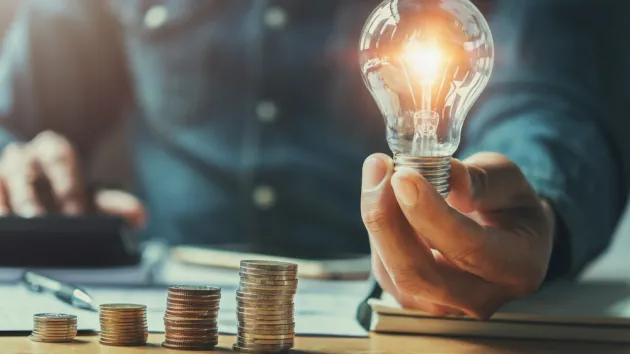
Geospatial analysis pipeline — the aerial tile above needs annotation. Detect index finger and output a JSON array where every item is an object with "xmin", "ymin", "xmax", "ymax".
[
  {"xmin": 31, "ymin": 133, "xmax": 86, "ymax": 214},
  {"xmin": 360, "ymin": 155, "xmax": 444, "ymax": 296}
]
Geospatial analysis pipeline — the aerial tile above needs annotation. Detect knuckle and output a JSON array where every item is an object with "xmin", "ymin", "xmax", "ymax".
[
  {"xmin": 389, "ymin": 265, "xmax": 425, "ymax": 295},
  {"xmin": 425, "ymin": 304, "xmax": 447, "ymax": 317},
  {"xmin": 34, "ymin": 130, "xmax": 64, "ymax": 145},
  {"xmin": 33, "ymin": 131, "xmax": 75, "ymax": 162},
  {"xmin": 449, "ymin": 244, "xmax": 485, "ymax": 271},
  {"xmin": 512, "ymin": 273, "xmax": 544, "ymax": 297},
  {"xmin": 361, "ymin": 207, "xmax": 389, "ymax": 234},
  {"xmin": 1, "ymin": 143, "xmax": 24, "ymax": 160}
]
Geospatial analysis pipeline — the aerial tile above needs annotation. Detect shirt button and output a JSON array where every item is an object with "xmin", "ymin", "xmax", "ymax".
[
  {"xmin": 253, "ymin": 185, "xmax": 277, "ymax": 210},
  {"xmin": 256, "ymin": 101, "xmax": 279, "ymax": 123},
  {"xmin": 144, "ymin": 5, "xmax": 168, "ymax": 29},
  {"xmin": 264, "ymin": 7, "xmax": 288, "ymax": 29}
]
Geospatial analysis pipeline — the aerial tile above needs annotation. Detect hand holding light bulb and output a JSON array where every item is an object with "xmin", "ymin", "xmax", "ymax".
[{"xmin": 359, "ymin": 0, "xmax": 556, "ymax": 319}]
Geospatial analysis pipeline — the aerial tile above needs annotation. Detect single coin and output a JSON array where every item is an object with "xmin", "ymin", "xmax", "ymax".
[
  {"xmin": 167, "ymin": 293, "xmax": 222, "ymax": 299},
  {"xmin": 33, "ymin": 313, "xmax": 77, "ymax": 320},
  {"xmin": 239, "ymin": 332, "xmax": 294, "ymax": 340},
  {"xmin": 236, "ymin": 290, "xmax": 294, "ymax": 299},
  {"xmin": 239, "ymin": 280, "xmax": 297, "ymax": 288},
  {"xmin": 168, "ymin": 285, "xmax": 221, "ymax": 294},
  {"xmin": 32, "ymin": 329, "xmax": 78, "ymax": 333},
  {"xmin": 237, "ymin": 329, "xmax": 294, "ymax": 336},
  {"xmin": 163, "ymin": 339, "xmax": 219, "ymax": 345},
  {"xmin": 237, "ymin": 313, "xmax": 294, "ymax": 321},
  {"xmin": 166, "ymin": 300, "xmax": 221, "ymax": 307},
  {"xmin": 237, "ymin": 303, "xmax": 294, "ymax": 311},
  {"xmin": 238, "ymin": 286, "xmax": 297, "ymax": 295},
  {"xmin": 237, "ymin": 319, "xmax": 295, "ymax": 326},
  {"xmin": 233, "ymin": 343, "xmax": 292, "ymax": 353},
  {"xmin": 28, "ymin": 335, "xmax": 74, "ymax": 343},
  {"xmin": 100, "ymin": 303, "xmax": 146, "ymax": 310},
  {"xmin": 238, "ymin": 272, "xmax": 297, "ymax": 279},
  {"xmin": 165, "ymin": 306, "xmax": 220, "ymax": 312},
  {"xmin": 239, "ymin": 278, "xmax": 298, "ymax": 286},
  {"xmin": 99, "ymin": 340, "xmax": 147, "ymax": 347},
  {"xmin": 165, "ymin": 329, "xmax": 219, "ymax": 335},
  {"xmin": 164, "ymin": 333, "xmax": 219, "ymax": 342},
  {"xmin": 237, "ymin": 307, "xmax": 294, "ymax": 316},
  {"xmin": 163, "ymin": 318, "xmax": 218, "ymax": 324},
  {"xmin": 237, "ymin": 323, "xmax": 294, "ymax": 330},
  {"xmin": 162, "ymin": 342, "xmax": 217, "ymax": 350},
  {"xmin": 240, "ymin": 260, "xmax": 297, "ymax": 271},
  {"xmin": 237, "ymin": 338, "xmax": 294, "ymax": 346}
]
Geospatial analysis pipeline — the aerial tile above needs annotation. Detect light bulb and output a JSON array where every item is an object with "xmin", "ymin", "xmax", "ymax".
[{"xmin": 359, "ymin": 0, "xmax": 494, "ymax": 197}]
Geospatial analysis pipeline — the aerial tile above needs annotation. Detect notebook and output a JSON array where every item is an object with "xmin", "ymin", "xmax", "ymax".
[
  {"xmin": 170, "ymin": 244, "xmax": 371, "ymax": 280},
  {"xmin": 368, "ymin": 281, "xmax": 630, "ymax": 343}
]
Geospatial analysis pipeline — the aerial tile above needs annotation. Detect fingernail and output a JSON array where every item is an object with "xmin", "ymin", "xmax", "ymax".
[
  {"xmin": 19, "ymin": 204, "xmax": 41, "ymax": 218},
  {"xmin": 362, "ymin": 155, "xmax": 390, "ymax": 191},
  {"xmin": 63, "ymin": 201, "xmax": 82, "ymax": 215},
  {"xmin": 392, "ymin": 173, "xmax": 418, "ymax": 206}
]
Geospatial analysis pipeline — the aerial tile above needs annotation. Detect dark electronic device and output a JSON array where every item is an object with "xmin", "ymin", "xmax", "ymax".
[{"xmin": 0, "ymin": 215, "xmax": 140, "ymax": 267}]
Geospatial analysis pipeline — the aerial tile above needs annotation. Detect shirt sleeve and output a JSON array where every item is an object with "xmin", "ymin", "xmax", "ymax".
[
  {"xmin": 457, "ymin": 0, "xmax": 626, "ymax": 281},
  {"xmin": 0, "ymin": 0, "xmax": 130, "ymax": 154}
]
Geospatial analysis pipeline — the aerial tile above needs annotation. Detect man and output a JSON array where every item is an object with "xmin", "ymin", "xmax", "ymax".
[{"xmin": 0, "ymin": 0, "xmax": 628, "ymax": 319}]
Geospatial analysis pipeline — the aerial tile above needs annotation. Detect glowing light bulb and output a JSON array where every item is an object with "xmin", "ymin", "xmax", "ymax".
[{"xmin": 359, "ymin": 0, "xmax": 494, "ymax": 196}]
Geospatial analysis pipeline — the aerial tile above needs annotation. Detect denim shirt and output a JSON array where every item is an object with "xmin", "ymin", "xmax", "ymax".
[{"xmin": 1, "ymin": 0, "xmax": 629, "ymax": 277}]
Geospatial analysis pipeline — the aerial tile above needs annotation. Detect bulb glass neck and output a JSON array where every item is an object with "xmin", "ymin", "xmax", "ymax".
[{"xmin": 393, "ymin": 154, "xmax": 451, "ymax": 197}]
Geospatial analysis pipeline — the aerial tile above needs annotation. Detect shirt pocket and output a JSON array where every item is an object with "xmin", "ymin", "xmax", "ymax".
[
  {"xmin": 105, "ymin": 0, "xmax": 223, "ymax": 38},
  {"xmin": 105, "ymin": 0, "xmax": 249, "ymax": 128}
]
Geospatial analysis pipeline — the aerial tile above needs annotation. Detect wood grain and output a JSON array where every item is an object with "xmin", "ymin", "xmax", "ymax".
[{"xmin": 2, "ymin": 333, "xmax": 630, "ymax": 354}]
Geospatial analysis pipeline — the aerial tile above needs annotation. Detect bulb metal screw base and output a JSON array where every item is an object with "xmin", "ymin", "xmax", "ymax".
[{"xmin": 393, "ymin": 155, "xmax": 451, "ymax": 197}]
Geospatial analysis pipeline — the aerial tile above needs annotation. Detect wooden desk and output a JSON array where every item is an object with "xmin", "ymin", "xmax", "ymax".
[{"xmin": 2, "ymin": 333, "xmax": 630, "ymax": 354}]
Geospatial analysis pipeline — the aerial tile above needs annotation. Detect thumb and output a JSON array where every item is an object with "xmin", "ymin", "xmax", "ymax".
[{"xmin": 94, "ymin": 189, "xmax": 147, "ymax": 229}]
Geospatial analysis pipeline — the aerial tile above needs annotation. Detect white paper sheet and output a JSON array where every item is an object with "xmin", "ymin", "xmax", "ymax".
[{"xmin": 0, "ymin": 265, "xmax": 370, "ymax": 337}]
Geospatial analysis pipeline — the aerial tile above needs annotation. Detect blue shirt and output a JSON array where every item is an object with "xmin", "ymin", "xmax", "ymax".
[{"xmin": 1, "ymin": 0, "xmax": 628, "ymax": 278}]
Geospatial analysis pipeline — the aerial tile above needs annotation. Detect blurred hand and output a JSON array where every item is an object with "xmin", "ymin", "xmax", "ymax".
[
  {"xmin": 0, "ymin": 131, "xmax": 145, "ymax": 228},
  {"xmin": 361, "ymin": 152, "xmax": 555, "ymax": 319}
]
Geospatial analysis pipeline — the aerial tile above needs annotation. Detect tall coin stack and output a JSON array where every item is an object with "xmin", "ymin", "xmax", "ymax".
[
  {"xmin": 162, "ymin": 285, "xmax": 221, "ymax": 350},
  {"xmin": 99, "ymin": 304, "xmax": 148, "ymax": 346},
  {"xmin": 234, "ymin": 260, "xmax": 298, "ymax": 353},
  {"xmin": 28, "ymin": 313, "xmax": 77, "ymax": 342}
]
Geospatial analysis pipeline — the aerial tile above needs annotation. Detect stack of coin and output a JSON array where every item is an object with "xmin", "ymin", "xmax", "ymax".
[
  {"xmin": 234, "ymin": 260, "xmax": 298, "ymax": 353},
  {"xmin": 162, "ymin": 285, "xmax": 221, "ymax": 350},
  {"xmin": 28, "ymin": 313, "xmax": 77, "ymax": 342},
  {"xmin": 99, "ymin": 304, "xmax": 148, "ymax": 346}
]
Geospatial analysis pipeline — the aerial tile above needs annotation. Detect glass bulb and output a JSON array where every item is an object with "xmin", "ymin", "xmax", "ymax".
[{"xmin": 359, "ymin": 0, "xmax": 494, "ymax": 196}]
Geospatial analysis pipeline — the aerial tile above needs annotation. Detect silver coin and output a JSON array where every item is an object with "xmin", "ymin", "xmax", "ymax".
[
  {"xmin": 239, "ymin": 278, "xmax": 298, "ymax": 286},
  {"xmin": 240, "ymin": 260, "xmax": 297, "ymax": 271},
  {"xmin": 33, "ymin": 313, "xmax": 77, "ymax": 320},
  {"xmin": 233, "ymin": 343, "xmax": 292, "ymax": 353}
]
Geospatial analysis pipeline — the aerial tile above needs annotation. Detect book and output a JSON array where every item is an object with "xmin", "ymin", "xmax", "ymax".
[
  {"xmin": 170, "ymin": 244, "xmax": 372, "ymax": 280},
  {"xmin": 368, "ymin": 281, "xmax": 630, "ymax": 343}
]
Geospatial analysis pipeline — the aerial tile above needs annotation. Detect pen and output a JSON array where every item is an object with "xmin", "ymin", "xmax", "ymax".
[{"xmin": 21, "ymin": 271, "xmax": 97, "ymax": 312}]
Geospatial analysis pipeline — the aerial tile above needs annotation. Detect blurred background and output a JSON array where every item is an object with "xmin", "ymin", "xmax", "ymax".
[{"xmin": 0, "ymin": 0, "xmax": 133, "ymax": 190}]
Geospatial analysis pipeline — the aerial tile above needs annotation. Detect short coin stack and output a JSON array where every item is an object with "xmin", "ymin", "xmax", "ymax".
[
  {"xmin": 162, "ymin": 285, "xmax": 221, "ymax": 350},
  {"xmin": 99, "ymin": 304, "xmax": 148, "ymax": 346},
  {"xmin": 28, "ymin": 313, "xmax": 77, "ymax": 342},
  {"xmin": 234, "ymin": 260, "xmax": 298, "ymax": 353}
]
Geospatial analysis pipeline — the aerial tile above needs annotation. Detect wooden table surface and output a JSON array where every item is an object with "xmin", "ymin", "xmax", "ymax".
[{"xmin": 2, "ymin": 333, "xmax": 630, "ymax": 354}]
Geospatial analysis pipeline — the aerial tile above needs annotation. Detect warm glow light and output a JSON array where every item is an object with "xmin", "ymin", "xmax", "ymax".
[{"xmin": 401, "ymin": 40, "xmax": 442, "ymax": 83}]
